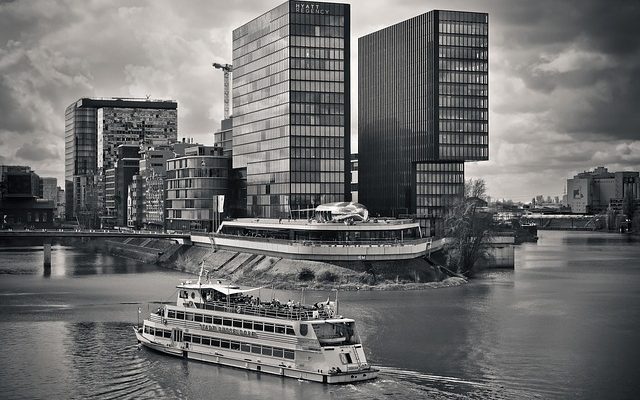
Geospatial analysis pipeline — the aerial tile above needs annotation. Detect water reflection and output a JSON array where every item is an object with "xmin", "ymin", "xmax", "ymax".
[
  {"xmin": 0, "ymin": 246, "xmax": 160, "ymax": 277},
  {"xmin": 1, "ymin": 231, "xmax": 640, "ymax": 399}
]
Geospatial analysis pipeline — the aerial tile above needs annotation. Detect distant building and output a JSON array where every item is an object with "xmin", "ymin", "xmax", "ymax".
[
  {"xmin": 0, "ymin": 165, "xmax": 54, "ymax": 228},
  {"xmin": 127, "ymin": 174, "xmax": 144, "ymax": 229},
  {"xmin": 350, "ymin": 153, "xmax": 358, "ymax": 203},
  {"xmin": 232, "ymin": 1, "xmax": 351, "ymax": 218},
  {"xmin": 165, "ymin": 145, "xmax": 229, "ymax": 232},
  {"xmin": 64, "ymin": 97, "xmax": 177, "ymax": 224},
  {"xmin": 359, "ymin": 10, "xmax": 488, "ymax": 235},
  {"xmin": 214, "ymin": 117, "xmax": 233, "ymax": 157},
  {"xmin": 102, "ymin": 144, "xmax": 140, "ymax": 227},
  {"xmin": 40, "ymin": 177, "xmax": 58, "ymax": 213},
  {"xmin": 567, "ymin": 167, "xmax": 640, "ymax": 214},
  {"xmin": 56, "ymin": 187, "xmax": 65, "ymax": 220}
]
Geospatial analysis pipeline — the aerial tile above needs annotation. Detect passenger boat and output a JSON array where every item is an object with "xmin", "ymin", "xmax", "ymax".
[{"xmin": 133, "ymin": 266, "xmax": 378, "ymax": 383}]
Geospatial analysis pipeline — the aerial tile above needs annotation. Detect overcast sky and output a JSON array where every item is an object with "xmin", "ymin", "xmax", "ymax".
[{"xmin": 1, "ymin": 0, "xmax": 638, "ymax": 202}]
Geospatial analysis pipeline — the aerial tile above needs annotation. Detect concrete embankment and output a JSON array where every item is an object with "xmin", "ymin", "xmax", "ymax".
[{"xmin": 93, "ymin": 238, "xmax": 466, "ymax": 290}]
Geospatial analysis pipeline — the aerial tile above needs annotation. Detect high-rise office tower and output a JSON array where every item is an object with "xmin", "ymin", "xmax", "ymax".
[
  {"xmin": 64, "ymin": 97, "xmax": 177, "ymax": 225},
  {"xmin": 358, "ymin": 10, "xmax": 488, "ymax": 235},
  {"xmin": 232, "ymin": 0, "xmax": 350, "ymax": 218}
]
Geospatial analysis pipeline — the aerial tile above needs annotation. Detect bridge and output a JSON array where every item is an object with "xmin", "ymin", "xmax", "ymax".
[
  {"xmin": 0, "ymin": 229, "xmax": 191, "ymax": 269},
  {"xmin": 0, "ymin": 229, "xmax": 190, "ymax": 240}
]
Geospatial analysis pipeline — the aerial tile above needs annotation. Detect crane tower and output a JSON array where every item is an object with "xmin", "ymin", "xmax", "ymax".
[{"xmin": 212, "ymin": 62, "xmax": 233, "ymax": 119}]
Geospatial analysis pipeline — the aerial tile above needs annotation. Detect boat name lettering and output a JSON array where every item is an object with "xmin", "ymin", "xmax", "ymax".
[{"xmin": 200, "ymin": 323, "xmax": 257, "ymax": 337}]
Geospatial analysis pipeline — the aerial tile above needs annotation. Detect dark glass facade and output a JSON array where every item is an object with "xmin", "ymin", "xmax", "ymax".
[
  {"xmin": 358, "ymin": 10, "xmax": 488, "ymax": 234},
  {"xmin": 412, "ymin": 161, "xmax": 465, "ymax": 236},
  {"xmin": 232, "ymin": 0, "xmax": 350, "ymax": 218}
]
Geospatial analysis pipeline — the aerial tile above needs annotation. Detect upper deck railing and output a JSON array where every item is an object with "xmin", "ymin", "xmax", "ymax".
[{"xmin": 191, "ymin": 299, "xmax": 335, "ymax": 321}]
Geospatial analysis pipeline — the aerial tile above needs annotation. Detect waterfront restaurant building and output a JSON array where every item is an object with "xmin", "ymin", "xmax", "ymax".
[
  {"xmin": 232, "ymin": 0, "xmax": 351, "ymax": 219},
  {"xmin": 358, "ymin": 10, "xmax": 489, "ymax": 235}
]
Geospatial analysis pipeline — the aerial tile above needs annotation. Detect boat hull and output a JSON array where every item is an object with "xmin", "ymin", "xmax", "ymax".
[{"xmin": 133, "ymin": 327, "xmax": 378, "ymax": 384}]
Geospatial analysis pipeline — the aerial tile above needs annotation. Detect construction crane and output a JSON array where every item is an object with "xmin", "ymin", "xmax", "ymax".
[{"xmin": 212, "ymin": 62, "xmax": 233, "ymax": 119}]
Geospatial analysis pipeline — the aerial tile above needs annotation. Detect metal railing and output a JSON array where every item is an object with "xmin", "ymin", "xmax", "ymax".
[{"xmin": 195, "ymin": 300, "xmax": 333, "ymax": 321}]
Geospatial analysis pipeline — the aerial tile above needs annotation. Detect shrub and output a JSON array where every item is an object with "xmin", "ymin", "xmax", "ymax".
[
  {"xmin": 317, "ymin": 270, "xmax": 339, "ymax": 283},
  {"xmin": 297, "ymin": 267, "xmax": 315, "ymax": 281}
]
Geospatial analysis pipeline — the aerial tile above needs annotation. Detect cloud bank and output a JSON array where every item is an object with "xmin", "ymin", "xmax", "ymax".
[{"xmin": 0, "ymin": 0, "xmax": 638, "ymax": 201}]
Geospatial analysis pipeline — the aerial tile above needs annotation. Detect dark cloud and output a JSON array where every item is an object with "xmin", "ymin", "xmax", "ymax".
[
  {"xmin": 0, "ymin": 0, "xmax": 638, "ymax": 201},
  {"xmin": 14, "ymin": 141, "xmax": 59, "ymax": 161}
]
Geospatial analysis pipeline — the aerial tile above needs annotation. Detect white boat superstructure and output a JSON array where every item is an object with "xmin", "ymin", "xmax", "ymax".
[{"xmin": 134, "ymin": 269, "xmax": 378, "ymax": 384}]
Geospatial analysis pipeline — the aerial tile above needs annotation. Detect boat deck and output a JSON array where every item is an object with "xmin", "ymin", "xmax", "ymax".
[{"xmin": 194, "ymin": 300, "xmax": 335, "ymax": 321}]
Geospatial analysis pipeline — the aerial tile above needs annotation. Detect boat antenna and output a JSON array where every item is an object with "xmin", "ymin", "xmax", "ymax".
[{"xmin": 197, "ymin": 262, "xmax": 205, "ymax": 285}]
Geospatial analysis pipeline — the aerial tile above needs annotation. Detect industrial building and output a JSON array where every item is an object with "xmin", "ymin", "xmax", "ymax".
[{"xmin": 567, "ymin": 167, "xmax": 640, "ymax": 214}]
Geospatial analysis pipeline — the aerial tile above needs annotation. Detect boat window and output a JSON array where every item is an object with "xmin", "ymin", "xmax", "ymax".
[
  {"xmin": 243, "ymin": 320, "xmax": 252, "ymax": 329},
  {"xmin": 264, "ymin": 323, "xmax": 274, "ymax": 333},
  {"xmin": 194, "ymin": 314, "xmax": 203, "ymax": 322},
  {"xmin": 261, "ymin": 346, "xmax": 272, "ymax": 356},
  {"xmin": 214, "ymin": 317, "xmax": 222, "ymax": 325},
  {"xmin": 275, "ymin": 325, "xmax": 285, "ymax": 334},
  {"xmin": 184, "ymin": 334, "xmax": 191, "ymax": 342},
  {"xmin": 251, "ymin": 345, "xmax": 261, "ymax": 354},
  {"xmin": 233, "ymin": 319, "xmax": 242, "ymax": 328},
  {"xmin": 284, "ymin": 350, "xmax": 295, "ymax": 360},
  {"xmin": 149, "ymin": 327, "xmax": 155, "ymax": 335},
  {"xmin": 168, "ymin": 310, "xmax": 176, "ymax": 318},
  {"xmin": 144, "ymin": 326, "xmax": 150, "ymax": 334},
  {"xmin": 201, "ymin": 337, "xmax": 210, "ymax": 346},
  {"xmin": 221, "ymin": 340, "xmax": 230, "ymax": 349},
  {"xmin": 253, "ymin": 322, "xmax": 263, "ymax": 331},
  {"xmin": 204, "ymin": 315, "xmax": 212, "ymax": 324},
  {"xmin": 192, "ymin": 335, "xmax": 201, "ymax": 344},
  {"xmin": 222, "ymin": 318, "xmax": 232, "ymax": 327},
  {"xmin": 163, "ymin": 330, "xmax": 171, "ymax": 339},
  {"xmin": 179, "ymin": 290, "xmax": 188, "ymax": 299},
  {"xmin": 286, "ymin": 327, "xmax": 295, "ymax": 335},
  {"xmin": 273, "ymin": 348, "xmax": 283, "ymax": 358},
  {"xmin": 241, "ymin": 343, "xmax": 251, "ymax": 353},
  {"xmin": 339, "ymin": 353, "xmax": 352, "ymax": 364},
  {"xmin": 185, "ymin": 313, "xmax": 194, "ymax": 321},
  {"xmin": 211, "ymin": 338, "xmax": 220, "ymax": 347},
  {"xmin": 176, "ymin": 311, "xmax": 185, "ymax": 320},
  {"xmin": 231, "ymin": 341, "xmax": 240, "ymax": 351},
  {"xmin": 190, "ymin": 292, "xmax": 196, "ymax": 299}
]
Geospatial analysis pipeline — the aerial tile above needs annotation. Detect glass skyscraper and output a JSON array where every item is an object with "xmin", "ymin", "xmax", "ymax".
[
  {"xmin": 358, "ymin": 10, "xmax": 488, "ymax": 235},
  {"xmin": 232, "ymin": 0, "xmax": 350, "ymax": 218}
]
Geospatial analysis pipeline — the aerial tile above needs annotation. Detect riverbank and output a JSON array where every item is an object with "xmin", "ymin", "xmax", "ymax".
[{"xmin": 91, "ymin": 238, "xmax": 466, "ymax": 290}]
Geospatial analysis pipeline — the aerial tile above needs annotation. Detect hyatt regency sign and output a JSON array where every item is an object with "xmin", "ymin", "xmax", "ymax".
[{"xmin": 294, "ymin": 3, "xmax": 330, "ymax": 14}]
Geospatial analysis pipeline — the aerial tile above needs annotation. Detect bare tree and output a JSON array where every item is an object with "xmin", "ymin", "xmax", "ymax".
[{"xmin": 444, "ymin": 178, "xmax": 495, "ymax": 276}]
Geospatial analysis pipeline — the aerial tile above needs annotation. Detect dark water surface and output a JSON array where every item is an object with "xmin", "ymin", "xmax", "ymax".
[{"xmin": 0, "ymin": 231, "xmax": 639, "ymax": 399}]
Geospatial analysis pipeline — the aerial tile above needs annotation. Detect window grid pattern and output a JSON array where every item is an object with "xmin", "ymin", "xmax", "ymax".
[
  {"xmin": 437, "ymin": 11, "xmax": 489, "ymax": 161},
  {"xmin": 233, "ymin": 1, "xmax": 350, "ymax": 218},
  {"xmin": 359, "ymin": 10, "xmax": 488, "ymax": 235},
  {"xmin": 413, "ymin": 161, "xmax": 465, "ymax": 236}
]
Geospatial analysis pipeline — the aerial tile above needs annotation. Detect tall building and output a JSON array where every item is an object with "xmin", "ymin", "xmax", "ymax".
[
  {"xmin": 64, "ymin": 97, "xmax": 177, "ymax": 224},
  {"xmin": 165, "ymin": 145, "xmax": 229, "ymax": 232},
  {"xmin": 232, "ymin": 0, "xmax": 351, "ymax": 218},
  {"xmin": 567, "ymin": 167, "xmax": 640, "ymax": 214},
  {"xmin": 358, "ymin": 10, "xmax": 488, "ymax": 235}
]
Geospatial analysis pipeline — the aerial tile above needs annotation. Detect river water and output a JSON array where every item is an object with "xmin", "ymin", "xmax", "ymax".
[{"xmin": 0, "ymin": 231, "xmax": 639, "ymax": 399}]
